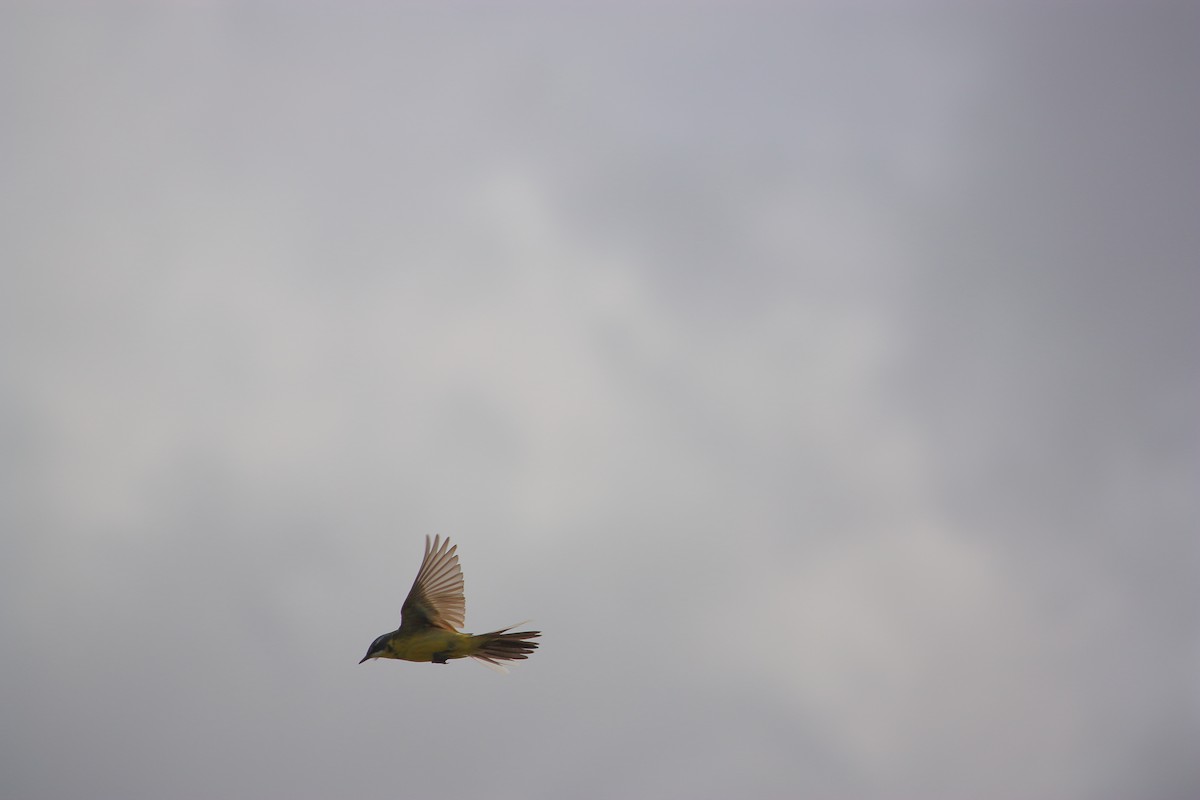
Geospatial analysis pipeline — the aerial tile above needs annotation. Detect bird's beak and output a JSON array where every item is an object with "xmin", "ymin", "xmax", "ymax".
[{"xmin": 359, "ymin": 654, "xmax": 371, "ymax": 664}]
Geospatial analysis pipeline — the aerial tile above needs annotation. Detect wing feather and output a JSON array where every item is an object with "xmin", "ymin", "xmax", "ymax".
[{"xmin": 399, "ymin": 535, "xmax": 466, "ymax": 632}]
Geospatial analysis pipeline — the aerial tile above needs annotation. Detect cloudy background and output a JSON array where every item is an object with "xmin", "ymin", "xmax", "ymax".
[{"xmin": 2, "ymin": 3, "xmax": 1197, "ymax": 798}]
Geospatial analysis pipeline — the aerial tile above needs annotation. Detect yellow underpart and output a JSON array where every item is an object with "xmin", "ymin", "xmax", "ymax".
[{"xmin": 380, "ymin": 628, "xmax": 480, "ymax": 662}]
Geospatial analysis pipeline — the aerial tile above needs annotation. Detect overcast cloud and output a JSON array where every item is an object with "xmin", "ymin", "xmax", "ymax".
[{"xmin": 2, "ymin": 3, "xmax": 1197, "ymax": 799}]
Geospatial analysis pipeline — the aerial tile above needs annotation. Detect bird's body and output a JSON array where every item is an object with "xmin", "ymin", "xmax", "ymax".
[
  {"xmin": 359, "ymin": 535, "xmax": 540, "ymax": 670},
  {"xmin": 372, "ymin": 626, "xmax": 475, "ymax": 663}
]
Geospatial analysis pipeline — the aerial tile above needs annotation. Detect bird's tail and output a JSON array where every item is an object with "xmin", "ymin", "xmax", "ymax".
[{"xmin": 470, "ymin": 626, "xmax": 541, "ymax": 672}]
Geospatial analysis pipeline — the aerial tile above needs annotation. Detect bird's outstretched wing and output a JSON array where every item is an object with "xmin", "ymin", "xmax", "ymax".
[{"xmin": 399, "ymin": 535, "xmax": 466, "ymax": 632}]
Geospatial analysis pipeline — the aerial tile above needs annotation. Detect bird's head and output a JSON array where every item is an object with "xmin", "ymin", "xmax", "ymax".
[{"xmin": 359, "ymin": 633, "xmax": 390, "ymax": 664}]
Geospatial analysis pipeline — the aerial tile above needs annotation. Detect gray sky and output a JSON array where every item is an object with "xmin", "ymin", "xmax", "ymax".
[{"xmin": 2, "ymin": 3, "xmax": 1197, "ymax": 799}]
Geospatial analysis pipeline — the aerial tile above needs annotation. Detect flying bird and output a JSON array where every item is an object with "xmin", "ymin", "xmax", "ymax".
[{"xmin": 359, "ymin": 535, "xmax": 540, "ymax": 671}]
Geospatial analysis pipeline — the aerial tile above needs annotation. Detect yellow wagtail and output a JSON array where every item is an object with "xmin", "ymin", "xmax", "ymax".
[{"xmin": 359, "ymin": 535, "xmax": 540, "ymax": 670}]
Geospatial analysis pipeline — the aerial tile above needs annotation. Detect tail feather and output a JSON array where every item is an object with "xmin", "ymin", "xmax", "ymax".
[{"xmin": 471, "ymin": 627, "xmax": 541, "ymax": 670}]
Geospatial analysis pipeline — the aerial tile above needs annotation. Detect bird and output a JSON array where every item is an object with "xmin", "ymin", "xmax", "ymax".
[{"xmin": 359, "ymin": 535, "xmax": 540, "ymax": 671}]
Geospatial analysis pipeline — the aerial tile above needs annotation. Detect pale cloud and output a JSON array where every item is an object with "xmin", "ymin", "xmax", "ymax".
[{"xmin": 2, "ymin": 4, "xmax": 1196, "ymax": 799}]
